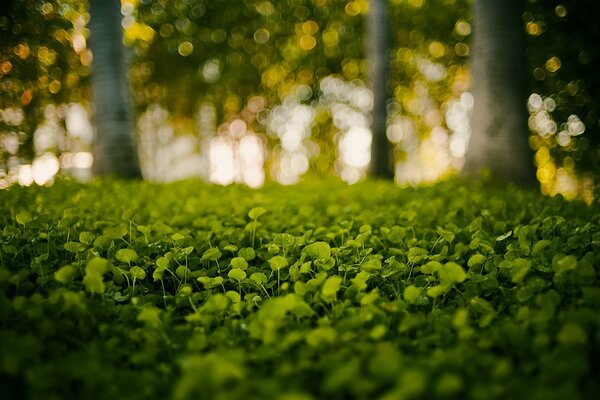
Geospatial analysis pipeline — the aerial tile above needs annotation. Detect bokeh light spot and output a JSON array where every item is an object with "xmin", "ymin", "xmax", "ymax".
[{"xmin": 178, "ymin": 41, "xmax": 194, "ymax": 56}]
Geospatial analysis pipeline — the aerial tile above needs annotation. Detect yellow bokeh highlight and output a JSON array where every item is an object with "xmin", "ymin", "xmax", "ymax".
[
  {"xmin": 428, "ymin": 41, "xmax": 445, "ymax": 58},
  {"xmin": 224, "ymin": 95, "xmax": 241, "ymax": 114},
  {"xmin": 1, "ymin": 61, "xmax": 12, "ymax": 74},
  {"xmin": 545, "ymin": 56, "xmax": 561, "ymax": 73},
  {"xmin": 322, "ymin": 29, "xmax": 339, "ymax": 46},
  {"xmin": 345, "ymin": 1, "xmax": 368, "ymax": 16},
  {"xmin": 408, "ymin": 0, "xmax": 425, "ymax": 8},
  {"xmin": 124, "ymin": 22, "xmax": 156, "ymax": 44},
  {"xmin": 48, "ymin": 80, "xmax": 62, "ymax": 94},
  {"xmin": 526, "ymin": 22, "xmax": 542, "ymax": 36},
  {"xmin": 342, "ymin": 60, "xmax": 360, "ymax": 80},
  {"xmin": 15, "ymin": 43, "xmax": 31, "ymax": 60},
  {"xmin": 302, "ymin": 21, "xmax": 319, "ymax": 35},
  {"xmin": 178, "ymin": 41, "xmax": 194, "ymax": 56},
  {"xmin": 299, "ymin": 35, "xmax": 317, "ymax": 51},
  {"xmin": 454, "ymin": 20, "xmax": 471, "ymax": 36}
]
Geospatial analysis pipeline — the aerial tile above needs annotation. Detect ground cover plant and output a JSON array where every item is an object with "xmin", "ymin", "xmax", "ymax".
[{"xmin": 1, "ymin": 178, "xmax": 599, "ymax": 399}]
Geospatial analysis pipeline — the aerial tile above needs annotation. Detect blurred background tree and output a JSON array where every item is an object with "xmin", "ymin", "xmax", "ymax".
[
  {"xmin": 0, "ymin": 0, "xmax": 597, "ymax": 200},
  {"xmin": 367, "ymin": 0, "xmax": 393, "ymax": 179},
  {"xmin": 463, "ymin": 0, "xmax": 535, "ymax": 185},
  {"xmin": 88, "ymin": 0, "xmax": 141, "ymax": 177}
]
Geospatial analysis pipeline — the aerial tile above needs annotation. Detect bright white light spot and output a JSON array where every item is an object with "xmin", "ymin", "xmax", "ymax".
[
  {"xmin": 60, "ymin": 152, "xmax": 73, "ymax": 168},
  {"xmin": 339, "ymin": 127, "xmax": 371, "ymax": 169},
  {"xmin": 567, "ymin": 114, "xmax": 585, "ymax": 136},
  {"xmin": 229, "ymin": 119, "xmax": 247, "ymax": 137},
  {"xmin": 202, "ymin": 59, "xmax": 221, "ymax": 83},
  {"xmin": 66, "ymin": 103, "xmax": 94, "ymax": 142},
  {"xmin": 73, "ymin": 152, "xmax": 93, "ymax": 169},
  {"xmin": 32, "ymin": 153, "xmax": 60, "ymax": 185},
  {"xmin": 341, "ymin": 167, "xmax": 361, "ymax": 184},
  {"xmin": 295, "ymin": 85, "xmax": 312, "ymax": 101},
  {"xmin": 18, "ymin": 164, "xmax": 33, "ymax": 186},
  {"xmin": 1, "ymin": 134, "xmax": 20, "ymax": 154},
  {"xmin": 0, "ymin": 107, "xmax": 24, "ymax": 126},
  {"xmin": 543, "ymin": 97, "xmax": 556, "ymax": 112},
  {"xmin": 72, "ymin": 32, "xmax": 86, "ymax": 53},
  {"xmin": 431, "ymin": 127, "xmax": 448, "ymax": 145},
  {"xmin": 242, "ymin": 167, "xmax": 264, "ymax": 188},
  {"xmin": 290, "ymin": 152, "xmax": 309, "ymax": 175},
  {"xmin": 460, "ymin": 92, "xmax": 474, "ymax": 108},
  {"xmin": 450, "ymin": 137, "xmax": 466, "ymax": 158},
  {"xmin": 528, "ymin": 93, "xmax": 543, "ymax": 112},
  {"xmin": 557, "ymin": 131, "xmax": 571, "ymax": 147},
  {"xmin": 209, "ymin": 138, "xmax": 235, "ymax": 185},
  {"xmin": 417, "ymin": 58, "xmax": 446, "ymax": 82},
  {"xmin": 239, "ymin": 135, "xmax": 262, "ymax": 162}
]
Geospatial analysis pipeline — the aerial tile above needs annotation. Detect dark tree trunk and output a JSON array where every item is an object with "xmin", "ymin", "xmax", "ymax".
[
  {"xmin": 367, "ymin": 0, "xmax": 394, "ymax": 179},
  {"xmin": 88, "ymin": 0, "xmax": 141, "ymax": 178},
  {"xmin": 464, "ymin": 0, "xmax": 535, "ymax": 185}
]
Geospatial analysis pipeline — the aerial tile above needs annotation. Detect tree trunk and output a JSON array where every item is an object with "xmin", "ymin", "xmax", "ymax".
[
  {"xmin": 367, "ymin": 0, "xmax": 394, "ymax": 179},
  {"xmin": 464, "ymin": 0, "xmax": 535, "ymax": 185},
  {"xmin": 88, "ymin": 0, "xmax": 141, "ymax": 178}
]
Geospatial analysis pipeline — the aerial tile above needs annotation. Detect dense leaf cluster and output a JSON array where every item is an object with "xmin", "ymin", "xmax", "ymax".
[{"xmin": 1, "ymin": 179, "xmax": 599, "ymax": 399}]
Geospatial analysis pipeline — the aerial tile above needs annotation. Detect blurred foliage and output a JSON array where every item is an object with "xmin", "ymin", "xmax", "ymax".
[
  {"xmin": 0, "ymin": 0, "xmax": 598, "ymax": 191},
  {"xmin": 525, "ymin": 0, "xmax": 600, "ymax": 180},
  {"xmin": 0, "ymin": 0, "xmax": 90, "ymax": 160}
]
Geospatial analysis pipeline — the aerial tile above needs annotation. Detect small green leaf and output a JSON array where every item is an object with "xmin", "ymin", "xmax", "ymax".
[
  {"xmin": 403, "ymin": 285, "xmax": 421, "ymax": 304},
  {"xmin": 228, "ymin": 268, "xmax": 247, "ymax": 282},
  {"xmin": 321, "ymin": 276, "xmax": 343, "ymax": 302},
  {"xmin": 225, "ymin": 290, "xmax": 241, "ymax": 303},
  {"xmin": 16, "ymin": 212, "xmax": 32, "ymax": 225},
  {"xmin": 269, "ymin": 255, "xmax": 288, "ymax": 271},
  {"xmin": 171, "ymin": 233, "xmax": 186, "ymax": 241},
  {"xmin": 532, "ymin": 239, "xmax": 552, "ymax": 256},
  {"xmin": 54, "ymin": 265, "xmax": 77, "ymax": 284},
  {"xmin": 248, "ymin": 207, "xmax": 267, "ymax": 219},
  {"xmin": 230, "ymin": 257, "xmax": 248, "ymax": 270},
  {"xmin": 302, "ymin": 241, "xmax": 331, "ymax": 260},
  {"xmin": 510, "ymin": 258, "xmax": 531, "ymax": 283},
  {"xmin": 238, "ymin": 247, "xmax": 256, "ymax": 261},
  {"xmin": 116, "ymin": 248, "xmax": 138, "ymax": 263},
  {"xmin": 407, "ymin": 247, "xmax": 428, "ymax": 263},
  {"xmin": 152, "ymin": 268, "xmax": 164, "ymax": 282},
  {"xmin": 85, "ymin": 258, "xmax": 110, "ymax": 275},
  {"xmin": 496, "ymin": 231, "xmax": 512, "ymax": 241},
  {"xmin": 273, "ymin": 233, "xmax": 295, "ymax": 247},
  {"xmin": 156, "ymin": 257, "xmax": 169, "ymax": 269},
  {"xmin": 420, "ymin": 261, "xmax": 442, "ymax": 274},
  {"xmin": 299, "ymin": 262, "xmax": 312, "ymax": 274},
  {"xmin": 467, "ymin": 253, "xmax": 486, "ymax": 268},
  {"xmin": 250, "ymin": 272, "xmax": 267, "ymax": 285},
  {"xmin": 201, "ymin": 247, "xmax": 222, "ymax": 261},
  {"xmin": 197, "ymin": 276, "xmax": 224, "ymax": 289},
  {"xmin": 427, "ymin": 284, "xmax": 450, "ymax": 298},
  {"xmin": 83, "ymin": 273, "xmax": 105, "ymax": 294},
  {"xmin": 438, "ymin": 262, "xmax": 467, "ymax": 284},
  {"xmin": 361, "ymin": 259, "xmax": 381, "ymax": 272},
  {"xmin": 64, "ymin": 242, "xmax": 86, "ymax": 253},
  {"xmin": 78, "ymin": 231, "xmax": 95, "ymax": 245},
  {"xmin": 130, "ymin": 266, "xmax": 146, "ymax": 280},
  {"xmin": 553, "ymin": 254, "xmax": 577, "ymax": 274}
]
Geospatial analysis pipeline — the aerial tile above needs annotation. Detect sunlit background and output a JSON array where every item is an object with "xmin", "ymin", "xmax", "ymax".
[{"xmin": 0, "ymin": 0, "xmax": 598, "ymax": 203}]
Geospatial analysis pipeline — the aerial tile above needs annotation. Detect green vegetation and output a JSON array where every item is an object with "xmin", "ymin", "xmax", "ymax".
[{"xmin": 1, "ymin": 179, "xmax": 599, "ymax": 399}]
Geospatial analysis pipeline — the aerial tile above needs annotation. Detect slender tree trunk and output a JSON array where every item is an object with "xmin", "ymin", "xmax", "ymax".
[
  {"xmin": 464, "ymin": 0, "xmax": 535, "ymax": 185},
  {"xmin": 88, "ymin": 0, "xmax": 141, "ymax": 178},
  {"xmin": 367, "ymin": 0, "xmax": 394, "ymax": 179}
]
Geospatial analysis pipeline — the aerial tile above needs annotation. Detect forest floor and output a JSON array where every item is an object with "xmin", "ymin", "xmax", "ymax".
[{"xmin": 1, "ymin": 178, "xmax": 599, "ymax": 399}]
